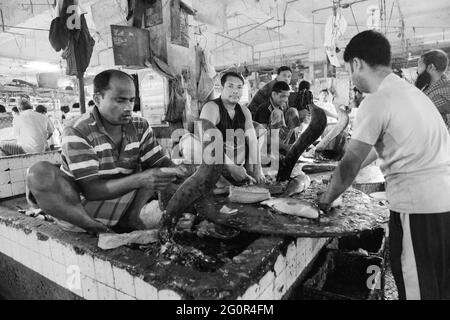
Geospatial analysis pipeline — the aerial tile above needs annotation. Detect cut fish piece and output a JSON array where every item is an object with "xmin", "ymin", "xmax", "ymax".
[
  {"xmin": 260, "ymin": 198, "xmax": 319, "ymax": 219},
  {"xmin": 213, "ymin": 187, "xmax": 229, "ymax": 195},
  {"xmin": 284, "ymin": 173, "xmax": 311, "ymax": 196},
  {"xmin": 228, "ymin": 185, "xmax": 271, "ymax": 204},
  {"xmin": 220, "ymin": 205, "xmax": 238, "ymax": 215},
  {"xmin": 98, "ymin": 230, "xmax": 159, "ymax": 250}
]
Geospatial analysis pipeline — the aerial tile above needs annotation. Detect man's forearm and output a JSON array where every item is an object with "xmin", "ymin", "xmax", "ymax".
[
  {"xmin": 361, "ymin": 148, "xmax": 378, "ymax": 169},
  {"xmin": 80, "ymin": 173, "xmax": 145, "ymax": 201}
]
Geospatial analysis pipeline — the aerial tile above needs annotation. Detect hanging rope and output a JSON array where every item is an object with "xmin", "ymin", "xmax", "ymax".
[
  {"xmin": 276, "ymin": 2, "xmax": 282, "ymax": 64},
  {"xmin": 350, "ymin": 5, "xmax": 359, "ymax": 32}
]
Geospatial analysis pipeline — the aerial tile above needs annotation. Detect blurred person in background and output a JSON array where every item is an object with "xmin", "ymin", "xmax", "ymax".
[
  {"xmin": 36, "ymin": 105, "xmax": 56, "ymax": 150},
  {"xmin": 416, "ymin": 49, "xmax": 450, "ymax": 132},
  {"xmin": 0, "ymin": 100, "xmax": 53, "ymax": 155},
  {"xmin": 247, "ymin": 66, "xmax": 292, "ymax": 117}
]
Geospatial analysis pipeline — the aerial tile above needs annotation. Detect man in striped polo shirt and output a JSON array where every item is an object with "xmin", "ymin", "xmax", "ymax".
[{"xmin": 26, "ymin": 70, "xmax": 181, "ymax": 234}]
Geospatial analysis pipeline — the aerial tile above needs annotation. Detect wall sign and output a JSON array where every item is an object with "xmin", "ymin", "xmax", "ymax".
[{"xmin": 111, "ymin": 25, "xmax": 151, "ymax": 68}]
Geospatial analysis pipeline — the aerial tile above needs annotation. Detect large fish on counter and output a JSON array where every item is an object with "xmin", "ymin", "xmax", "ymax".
[
  {"xmin": 283, "ymin": 172, "xmax": 311, "ymax": 197},
  {"xmin": 260, "ymin": 198, "xmax": 320, "ymax": 219},
  {"xmin": 160, "ymin": 119, "xmax": 224, "ymax": 242},
  {"xmin": 277, "ymin": 104, "xmax": 327, "ymax": 181}
]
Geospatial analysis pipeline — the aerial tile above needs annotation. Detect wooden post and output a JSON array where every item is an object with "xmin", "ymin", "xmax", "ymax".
[{"xmin": 78, "ymin": 72, "xmax": 86, "ymax": 114}]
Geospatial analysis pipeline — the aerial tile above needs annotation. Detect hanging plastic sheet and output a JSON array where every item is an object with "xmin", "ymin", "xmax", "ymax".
[{"xmin": 165, "ymin": 76, "xmax": 186, "ymax": 123}]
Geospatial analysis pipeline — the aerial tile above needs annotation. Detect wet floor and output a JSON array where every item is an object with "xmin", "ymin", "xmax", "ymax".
[{"xmin": 383, "ymin": 241, "xmax": 399, "ymax": 300}]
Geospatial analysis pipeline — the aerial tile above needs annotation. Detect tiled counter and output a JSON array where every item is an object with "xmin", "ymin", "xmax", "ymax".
[
  {"xmin": 0, "ymin": 198, "xmax": 329, "ymax": 300},
  {"xmin": 0, "ymin": 151, "xmax": 330, "ymax": 300}
]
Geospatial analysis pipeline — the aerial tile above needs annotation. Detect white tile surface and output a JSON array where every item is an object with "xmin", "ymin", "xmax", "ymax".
[
  {"xmin": 274, "ymin": 269, "xmax": 287, "ymax": 300},
  {"xmin": 52, "ymin": 262, "xmax": 67, "ymax": 288},
  {"xmin": 241, "ymin": 283, "xmax": 260, "ymax": 300},
  {"xmin": 63, "ymin": 246, "xmax": 79, "ymax": 270},
  {"xmin": 49, "ymin": 240, "xmax": 66, "ymax": 265},
  {"xmin": 97, "ymin": 283, "xmax": 117, "ymax": 300},
  {"xmin": 9, "ymin": 241, "xmax": 20, "ymax": 261},
  {"xmin": 9, "ymin": 169, "xmax": 24, "ymax": 183},
  {"xmin": 258, "ymin": 284, "xmax": 274, "ymax": 300},
  {"xmin": 14, "ymin": 230, "xmax": 27, "ymax": 249},
  {"xmin": 134, "ymin": 277, "xmax": 158, "ymax": 300},
  {"xmin": 41, "ymin": 256, "xmax": 54, "ymax": 280},
  {"xmin": 113, "ymin": 266, "xmax": 136, "ymax": 297},
  {"xmin": 0, "ymin": 184, "xmax": 12, "ymax": 198},
  {"xmin": 158, "ymin": 289, "xmax": 182, "ymax": 300},
  {"xmin": 93, "ymin": 257, "xmax": 115, "ymax": 287},
  {"xmin": 77, "ymin": 252, "xmax": 96, "ymax": 279},
  {"xmin": 258, "ymin": 271, "xmax": 275, "ymax": 293},
  {"xmin": 0, "ymin": 171, "xmax": 10, "ymax": 185},
  {"xmin": 23, "ymin": 231, "xmax": 37, "ymax": 252},
  {"xmin": 36, "ymin": 236, "xmax": 52, "ymax": 259},
  {"xmin": 8, "ymin": 157, "xmax": 23, "ymax": 170},
  {"xmin": 29, "ymin": 250, "xmax": 43, "ymax": 275},
  {"xmin": 66, "ymin": 264, "xmax": 83, "ymax": 297},
  {"xmin": 11, "ymin": 181, "xmax": 26, "ymax": 195},
  {"xmin": 0, "ymin": 158, "xmax": 9, "ymax": 171},
  {"xmin": 82, "ymin": 275, "xmax": 99, "ymax": 300},
  {"xmin": 116, "ymin": 291, "xmax": 136, "ymax": 300},
  {"xmin": 274, "ymin": 254, "xmax": 286, "ymax": 276}
]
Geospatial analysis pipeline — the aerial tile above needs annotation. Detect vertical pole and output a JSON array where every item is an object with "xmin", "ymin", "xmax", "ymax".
[{"xmin": 78, "ymin": 72, "xmax": 86, "ymax": 114}]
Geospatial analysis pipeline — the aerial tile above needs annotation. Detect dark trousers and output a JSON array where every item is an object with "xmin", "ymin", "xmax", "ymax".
[{"xmin": 389, "ymin": 211, "xmax": 450, "ymax": 300}]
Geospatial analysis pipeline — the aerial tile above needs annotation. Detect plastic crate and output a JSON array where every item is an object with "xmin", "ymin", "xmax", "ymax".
[{"xmin": 301, "ymin": 249, "xmax": 384, "ymax": 300}]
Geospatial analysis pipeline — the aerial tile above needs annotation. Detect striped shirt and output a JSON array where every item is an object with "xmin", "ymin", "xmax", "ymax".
[
  {"xmin": 60, "ymin": 106, "xmax": 168, "ymax": 181},
  {"xmin": 58, "ymin": 106, "xmax": 169, "ymax": 227}
]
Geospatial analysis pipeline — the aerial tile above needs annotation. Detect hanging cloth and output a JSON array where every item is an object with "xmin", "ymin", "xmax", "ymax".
[{"xmin": 62, "ymin": 14, "xmax": 95, "ymax": 76}]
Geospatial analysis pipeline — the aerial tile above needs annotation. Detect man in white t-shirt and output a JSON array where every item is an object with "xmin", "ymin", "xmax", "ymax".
[
  {"xmin": 13, "ymin": 100, "xmax": 54, "ymax": 153},
  {"xmin": 318, "ymin": 30, "xmax": 450, "ymax": 300}
]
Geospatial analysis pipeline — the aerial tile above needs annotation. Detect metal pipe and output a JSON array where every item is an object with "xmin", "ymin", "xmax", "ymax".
[
  {"xmin": 214, "ymin": 32, "xmax": 255, "ymax": 64},
  {"xmin": 255, "ymin": 43, "xmax": 306, "ymax": 54},
  {"xmin": 213, "ymin": 17, "xmax": 274, "ymax": 51},
  {"xmin": 312, "ymin": 0, "xmax": 370, "ymax": 13}
]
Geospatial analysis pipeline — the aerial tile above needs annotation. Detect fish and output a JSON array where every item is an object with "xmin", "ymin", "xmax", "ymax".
[
  {"xmin": 260, "ymin": 198, "xmax": 320, "ymax": 219},
  {"xmin": 283, "ymin": 173, "xmax": 311, "ymax": 197},
  {"xmin": 315, "ymin": 107, "xmax": 350, "ymax": 152},
  {"xmin": 219, "ymin": 205, "xmax": 238, "ymax": 215},
  {"xmin": 213, "ymin": 176, "xmax": 233, "ymax": 195},
  {"xmin": 277, "ymin": 104, "xmax": 327, "ymax": 181},
  {"xmin": 228, "ymin": 185, "xmax": 271, "ymax": 204},
  {"xmin": 98, "ymin": 230, "xmax": 159, "ymax": 250},
  {"xmin": 160, "ymin": 119, "xmax": 224, "ymax": 242},
  {"xmin": 301, "ymin": 164, "xmax": 336, "ymax": 174}
]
